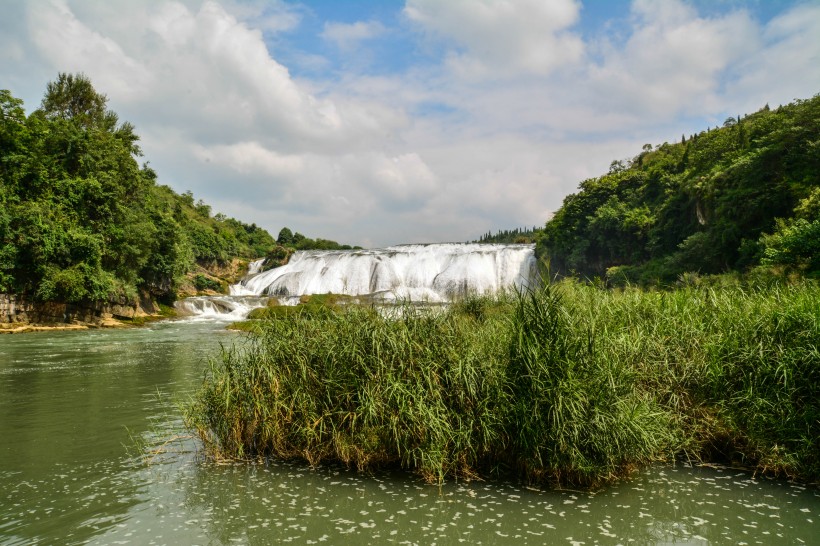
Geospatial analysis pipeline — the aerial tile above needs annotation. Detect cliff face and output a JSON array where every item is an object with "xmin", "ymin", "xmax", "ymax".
[
  {"xmin": 0, "ymin": 293, "xmax": 159, "ymax": 331},
  {"xmin": 176, "ymin": 258, "xmax": 251, "ymax": 298}
]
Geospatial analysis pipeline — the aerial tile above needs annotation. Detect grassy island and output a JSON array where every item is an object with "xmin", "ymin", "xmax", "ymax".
[{"xmin": 187, "ymin": 279, "xmax": 820, "ymax": 487}]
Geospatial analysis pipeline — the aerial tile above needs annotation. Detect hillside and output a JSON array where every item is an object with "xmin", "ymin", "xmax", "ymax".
[
  {"xmin": 0, "ymin": 74, "xmax": 277, "ymax": 305},
  {"xmin": 540, "ymin": 94, "xmax": 820, "ymax": 283}
]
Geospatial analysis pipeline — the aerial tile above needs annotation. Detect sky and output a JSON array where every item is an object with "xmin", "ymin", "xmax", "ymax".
[{"xmin": 1, "ymin": 0, "xmax": 818, "ymax": 247}]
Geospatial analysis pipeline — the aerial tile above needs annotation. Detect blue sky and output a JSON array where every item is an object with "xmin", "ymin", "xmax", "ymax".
[{"xmin": 1, "ymin": 0, "xmax": 818, "ymax": 246}]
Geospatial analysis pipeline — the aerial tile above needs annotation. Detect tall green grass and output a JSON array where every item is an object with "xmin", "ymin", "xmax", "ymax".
[
  {"xmin": 506, "ymin": 287, "xmax": 674, "ymax": 485},
  {"xmin": 553, "ymin": 280, "xmax": 820, "ymax": 480},
  {"xmin": 186, "ymin": 280, "xmax": 820, "ymax": 486}
]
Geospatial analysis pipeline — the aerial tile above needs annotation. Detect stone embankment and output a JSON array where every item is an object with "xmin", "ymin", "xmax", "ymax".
[{"xmin": 0, "ymin": 293, "xmax": 159, "ymax": 333}]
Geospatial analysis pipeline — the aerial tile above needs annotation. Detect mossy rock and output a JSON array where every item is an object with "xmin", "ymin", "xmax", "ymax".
[
  {"xmin": 236, "ymin": 293, "xmax": 360, "ymax": 325},
  {"xmin": 297, "ymin": 293, "xmax": 358, "ymax": 307}
]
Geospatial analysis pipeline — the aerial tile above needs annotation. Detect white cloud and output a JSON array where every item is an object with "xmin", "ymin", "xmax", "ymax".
[
  {"xmin": 192, "ymin": 142, "xmax": 305, "ymax": 178},
  {"xmin": 366, "ymin": 152, "xmax": 439, "ymax": 207},
  {"xmin": 27, "ymin": 0, "xmax": 154, "ymax": 101},
  {"xmin": 225, "ymin": 0, "xmax": 303, "ymax": 33},
  {"xmin": 727, "ymin": 3, "xmax": 820, "ymax": 110},
  {"xmin": 25, "ymin": 0, "xmax": 404, "ymax": 152},
  {"xmin": 404, "ymin": 0, "xmax": 584, "ymax": 78},
  {"xmin": 321, "ymin": 20, "xmax": 387, "ymax": 50},
  {"xmin": 587, "ymin": 0, "xmax": 759, "ymax": 118},
  {"xmin": 3, "ymin": 0, "xmax": 818, "ymax": 247}
]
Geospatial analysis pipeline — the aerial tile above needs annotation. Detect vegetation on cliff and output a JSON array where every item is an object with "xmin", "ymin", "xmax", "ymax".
[
  {"xmin": 540, "ymin": 95, "xmax": 820, "ymax": 283},
  {"xmin": 0, "ymin": 74, "xmax": 277, "ymax": 304}
]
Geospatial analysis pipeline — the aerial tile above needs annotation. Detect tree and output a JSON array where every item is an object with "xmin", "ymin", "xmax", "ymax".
[
  {"xmin": 277, "ymin": 227, "xmax": 294, "ymax": 246},
  {"xmin": 41, "ymin": 73, "xmax": 108, "ymax": 128}
]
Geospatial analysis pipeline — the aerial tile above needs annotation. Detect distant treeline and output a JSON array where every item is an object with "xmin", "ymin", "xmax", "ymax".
[
  {"xmin": 475, "ymin": 227, "xmax": 542, "ymax": 244},
  {"xmin": 260, "ymin": 227, "xmax": 361, "ymax": 270},
  {"xmin": 0, "ymin": 74, "xmax": 280, "ymax": 303},
  {"xmin": 275, "ymin": 226, "xmax": 358, "ymax": 251},
  {"xmin": 539, "ymin": 95, "xmax": 820, "ymax": 283}
]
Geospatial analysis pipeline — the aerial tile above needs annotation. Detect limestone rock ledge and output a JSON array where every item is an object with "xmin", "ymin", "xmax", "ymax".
[{"xmin": 0, "ymin": 293, "xmax": 160, "ymax": 333}]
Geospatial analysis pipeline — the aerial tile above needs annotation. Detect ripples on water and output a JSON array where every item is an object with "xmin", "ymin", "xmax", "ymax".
[{"xmin": 1, "ymin": 321, "xmax": 818, "ymax": 545}]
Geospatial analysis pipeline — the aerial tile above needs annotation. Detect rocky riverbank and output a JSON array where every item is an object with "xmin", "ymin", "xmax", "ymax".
[{"xmin": 0, "ymin": 293, "xmax": 164, "ymax": 333}]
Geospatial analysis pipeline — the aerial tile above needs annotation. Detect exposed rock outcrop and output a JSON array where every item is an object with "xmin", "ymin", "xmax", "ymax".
[{"xmin": 0, "ymin": 293, "xmax": 160, "ymax": 332}]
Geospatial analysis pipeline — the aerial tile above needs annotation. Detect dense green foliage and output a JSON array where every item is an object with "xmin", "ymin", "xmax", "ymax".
[
  {"xmin": 276, "ymin": 226, "xmax": 358, "ymax": 251},
  {"xmin": 541, "ymin": 96, "xmax": 820, "ymax": 283},
  {"xmin": 474, "ymin": 226, "xmax": 542, "ymax": 244},
  {"xmin": 0, "ymin": 74, "xmax": 276, "ymax": 303},
  {"xmin": 186, "ymin": 280, "xmax": 820, "ymax": 486},
  {"xmin": 253, "ymin": 227, "xmax": 359, "ymax": 273}
]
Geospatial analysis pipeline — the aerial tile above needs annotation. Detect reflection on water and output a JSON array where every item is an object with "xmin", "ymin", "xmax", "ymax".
[{"xmin": 1, "ymin": 321, "xmax": 818, "ymax": 545}]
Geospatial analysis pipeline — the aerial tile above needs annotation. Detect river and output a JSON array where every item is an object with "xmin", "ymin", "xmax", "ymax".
[{"xmin": 1, "ymin": 318, "xmax": 818, "ymax": 545}]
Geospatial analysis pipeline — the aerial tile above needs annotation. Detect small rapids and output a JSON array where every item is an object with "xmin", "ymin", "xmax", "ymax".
[
  {"xmin": 173, "ymin": 295, "xmax": 270, "ymax": 321},
  {"xmin": 176, "ymin": 243, "xmax": 538, "ymax": 320}
]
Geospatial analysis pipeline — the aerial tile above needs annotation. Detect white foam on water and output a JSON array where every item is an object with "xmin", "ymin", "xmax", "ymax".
[{"xmin": 173, "ymin": 295, "xmax": 269, "ymax": 321}]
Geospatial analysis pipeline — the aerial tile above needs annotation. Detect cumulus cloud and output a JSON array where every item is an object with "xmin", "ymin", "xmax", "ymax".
[
  {"xmin": 727, "ymin": 2, "xmax": 820, "ymax": 110},
  {"xmin": 27, "ymin": 0, "xmax": 154, "ymax": 101},
  {"xmin": 25, "ymin": 0, "xmax": 406, "ymax": 151},
  {"xmin": 192, "ymin": 142, "xmax": 305, "ymax": 178},
  {"xmin": 404, "ymin": 0, "xmax": 584, "ymax": 78},
  {"xmin": 224, "ymin": 0, "xmax": 304, "ymax": 33},
  {"xmin": 587, "ymin": 0, "xmax": 759, "ymax": 118},
  {"xmin": 3, "ymin": 0, "xmax": 818, "ymax": 246}
]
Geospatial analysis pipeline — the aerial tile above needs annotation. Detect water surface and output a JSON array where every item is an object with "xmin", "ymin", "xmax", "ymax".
[{"xmin": 1, "ymin": 320, "xmax": 818, "ymax": 545}]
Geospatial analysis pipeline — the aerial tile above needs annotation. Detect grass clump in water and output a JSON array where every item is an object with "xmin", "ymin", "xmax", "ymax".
[
  {"xmin": 189, "ymin": 299, "xmax": 510, "ymax": 481},
  {"xmin": 506, "ymin": 286, "xmax": 674, "ymax": 486},
  {"xmin": 186, "ymin": 280, "xmax": 820, "ymax": 486}
]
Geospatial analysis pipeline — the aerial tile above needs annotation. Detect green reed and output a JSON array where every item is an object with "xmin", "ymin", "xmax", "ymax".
[{"xmin": 186, "ymin": 280, "xmax": 820, "ymax": 486}]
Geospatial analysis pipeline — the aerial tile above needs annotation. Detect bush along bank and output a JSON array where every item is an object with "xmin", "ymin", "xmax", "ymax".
[{"xmin": 186, "ymin": 280, "xmax": 820, "ymax": 487}]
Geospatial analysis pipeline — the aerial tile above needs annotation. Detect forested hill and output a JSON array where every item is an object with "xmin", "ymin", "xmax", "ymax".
[
  {"xmin": 540, "ymin": 94, "xmax": 820, "ymax": 283},
  {"xmin": 0, "ymin": 74, "xmax": 279, "ymax": 304}
]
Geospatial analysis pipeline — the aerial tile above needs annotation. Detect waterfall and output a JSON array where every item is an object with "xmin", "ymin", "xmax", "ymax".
[
  {"xmin": 229, "ymin": 258, "xmax": 268, "ymax": 296},
  {"xmin": 247, "ymin": 258, "xmax": 266, "ymax": 276},
  {"xmin": 174, "ymin": 295, "xmax": 270, "ymax": 321},
  {"xmin": 233, "ymin": 243, "xmax": 538, "ymax": 303},
  {"xmin": 177, "ymin": 244, "xmax": 538, "ymax": 319},
  {"xmin": 175, "ymin": 259, "xmax": 273, "ymax": 320}
]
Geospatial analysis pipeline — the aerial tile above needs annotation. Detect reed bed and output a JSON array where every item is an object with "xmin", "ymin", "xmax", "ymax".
[{"xmin": 186, "ymin": 280, "xmax": 820, "ymax": 486}]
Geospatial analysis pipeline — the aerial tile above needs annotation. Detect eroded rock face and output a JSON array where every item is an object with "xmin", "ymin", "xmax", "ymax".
[{"xmin": 0, "ymin": 293, "xmax": 157, "ymax": 328}]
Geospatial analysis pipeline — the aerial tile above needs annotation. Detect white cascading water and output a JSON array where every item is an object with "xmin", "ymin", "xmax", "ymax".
[
  {"xmin": 246, "ymin": 258, "xmax": 266, "ymax": 276},
  {"xmin": 174, "ymin": 258, "xmax": 269, "ymax": 320},
  {"xmin": 233, "ymin": 243, "xmax": 538, "ymax": 302},
  {"xmin": 173, "ymin": 295, "xmax": 270, "ymax": 321},
  {"xmin": 177, "ymin": 243, "xmax": 538, "ymax": 319}
]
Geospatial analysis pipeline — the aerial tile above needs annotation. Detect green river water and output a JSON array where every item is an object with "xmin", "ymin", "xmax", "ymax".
[{"xmin": 1, "ymin": 319, "xmax": 818, "ymax": 545}]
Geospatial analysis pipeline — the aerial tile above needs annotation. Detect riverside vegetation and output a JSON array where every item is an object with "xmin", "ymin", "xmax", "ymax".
[
  {"xmin": 0, "ymin": 74, "xmax": 276, "ymax": 306},
  {"xmin": 0, "ymin": 73, "xmax": 351, "ymax": 313},
  {"xmin": 186, "ymin": 279, "xmax": 820, "ymax": 487},
  {"xmin": 187, "ymin": 93, "xmax": 820, "ymax": 488}
]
